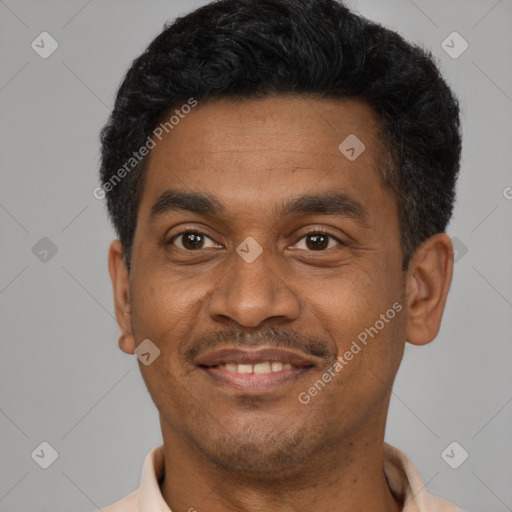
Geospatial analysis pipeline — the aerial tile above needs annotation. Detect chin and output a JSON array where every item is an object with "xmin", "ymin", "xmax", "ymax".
[{"xmin": 193, "ymin": 428, "xmax": 313, "ymax": 474}]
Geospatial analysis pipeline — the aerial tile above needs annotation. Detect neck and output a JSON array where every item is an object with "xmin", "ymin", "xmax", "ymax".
[{"xmin": 159, "ymin": 412, "xmax": 402, "ymax": 512}]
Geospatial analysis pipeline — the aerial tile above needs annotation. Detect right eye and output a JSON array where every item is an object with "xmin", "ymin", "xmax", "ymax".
[{"xmin": 167, "ymin": 231, "xmax": 220, "ymax": 251}]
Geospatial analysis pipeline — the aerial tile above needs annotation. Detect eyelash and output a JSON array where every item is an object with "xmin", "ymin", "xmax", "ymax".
[{"xmin": 166, "ymin": 228, "xmax": 345, "ymax": 251}]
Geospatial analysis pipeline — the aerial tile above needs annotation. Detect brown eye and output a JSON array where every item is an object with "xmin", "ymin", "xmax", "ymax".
[
  {"xmin": 296, "ymin": 232, "xmax": 342, "ymax": 251},
  {"xmin": 168, "ymin": 231, "xmax": 218, "ymax": 250}
]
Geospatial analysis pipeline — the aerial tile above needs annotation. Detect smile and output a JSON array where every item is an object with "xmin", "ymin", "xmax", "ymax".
[
  {"xmin": 216, "ymin": 361, "xmax": 294, "ymax": 373},
  {"xmin": 195, "ymin": 347, "xmax": 317, "ymax": 393}
]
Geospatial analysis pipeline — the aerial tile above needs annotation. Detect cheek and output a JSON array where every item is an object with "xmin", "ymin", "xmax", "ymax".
[
  {"xmin": 309, "ymin": 261, "xmax": 397, "ymax": 331},
  {"xmin": 131, "ymin": 272, "xmax": 189, "ymax": 329},
  {"xmin": 129, "ymin": 273, "xmax": 208, "ymax": 372},
  {"xmin": 305, "ymin": 261, "xmax": 404, "ymax": 379}
]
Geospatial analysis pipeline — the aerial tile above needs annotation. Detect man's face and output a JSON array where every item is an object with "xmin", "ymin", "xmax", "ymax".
[{"xmin": 127, "ymin": 95, "xmax": 407, "ymax": 473}]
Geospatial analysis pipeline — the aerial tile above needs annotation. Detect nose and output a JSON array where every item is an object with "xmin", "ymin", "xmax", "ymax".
[{"xmin": 207, "ymin": 244, "xmax": 301, "ymax": 329}]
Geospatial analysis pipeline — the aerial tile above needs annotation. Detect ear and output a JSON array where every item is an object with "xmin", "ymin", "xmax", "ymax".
[
  {"xmin": 108, "ymin": 240, "xmax": 136, "ymax": 354},
  {"xmin": 404, "ymin": 233, "xmax": 454, "ymax": 346}
]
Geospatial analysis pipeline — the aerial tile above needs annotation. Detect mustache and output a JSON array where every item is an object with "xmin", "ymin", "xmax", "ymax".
[{"xmin": 182, "ymin": 326, "xmax": 336, "ymax": 364}]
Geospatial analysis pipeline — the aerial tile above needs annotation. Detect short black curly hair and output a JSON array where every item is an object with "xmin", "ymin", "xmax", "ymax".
[{"xmin": 99, "ymin": 0, "xmax": 461, "ymax": 273}]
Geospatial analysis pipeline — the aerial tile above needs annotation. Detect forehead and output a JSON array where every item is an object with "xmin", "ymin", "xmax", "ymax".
[{"xmin": 138, "ymin": 95, "xmax": 389, "ymax": 223}]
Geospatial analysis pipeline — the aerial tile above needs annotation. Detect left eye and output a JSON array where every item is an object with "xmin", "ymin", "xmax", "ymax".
[{"xmin": 295, "ymin": 232, "xmax": 342, "ymax": 251}]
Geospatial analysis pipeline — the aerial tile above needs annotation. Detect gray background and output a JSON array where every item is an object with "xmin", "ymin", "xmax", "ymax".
[{"xmin": 1, "ymin": 0, "xmax": 511, "ymax": 510}]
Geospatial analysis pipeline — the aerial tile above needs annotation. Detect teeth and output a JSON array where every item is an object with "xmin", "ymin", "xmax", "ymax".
[
  {"xmin": 271, "ymin": 361, "xmax": 283, "ymax": 372},
  {"xmin": 218, "ymin": 361, "xmax": 296, "ymax": 374},
  {"xmin": 253, "ymin": 362, "xmax": 272, "ymax": 374}
]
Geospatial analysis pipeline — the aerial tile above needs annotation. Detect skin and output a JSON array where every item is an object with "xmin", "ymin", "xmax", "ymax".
[{"xmin": 108, "ymin": 95, "xmax": 454, "ymax": 512}]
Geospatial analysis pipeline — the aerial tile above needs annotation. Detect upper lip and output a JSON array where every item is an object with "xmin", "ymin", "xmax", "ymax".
[{"xmin": 194, "ymin": 347, "xmax": 319, "ymax": 367}]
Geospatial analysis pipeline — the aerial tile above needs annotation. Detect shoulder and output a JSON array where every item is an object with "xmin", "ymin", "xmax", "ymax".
[
  {"xmin": 101, "ymin": 489, "xmax": 139, "ymax": 512},
  {"xmin": 424, "ymin": 491, "xmax": 467, "ymax": 512}
]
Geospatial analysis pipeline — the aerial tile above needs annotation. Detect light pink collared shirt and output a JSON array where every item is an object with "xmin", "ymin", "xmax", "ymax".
[{"xmin": 102, "ymin": 443, "xmax": 466, "ymax": 511}]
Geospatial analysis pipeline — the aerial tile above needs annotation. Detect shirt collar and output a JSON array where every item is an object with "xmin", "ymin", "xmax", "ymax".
[{"xmin": 136, "ymin": 442, "xmax": 450, "ymax": 512}]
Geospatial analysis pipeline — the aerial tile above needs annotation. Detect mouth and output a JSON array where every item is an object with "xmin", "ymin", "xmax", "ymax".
[{"xmin": 194, "ymin": 347, "xmax": 318, "ymax": 393}]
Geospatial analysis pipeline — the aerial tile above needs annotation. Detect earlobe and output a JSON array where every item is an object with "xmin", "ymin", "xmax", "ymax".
[
  {"xmin": 404, "ymin": 233, "xmax": 454, "ymax": 346},
  {"xmin": 118, "ymin": 334, "xmax": 135, "ymax": 354},
  {"xmin": 108, "ymin": 240, "xmax": 136, "ymax": 355}
]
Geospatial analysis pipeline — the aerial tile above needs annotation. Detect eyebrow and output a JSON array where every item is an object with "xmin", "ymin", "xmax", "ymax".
[{"xmin": 149, "ymin": 189, "xmax": 368, "ymax": 223}]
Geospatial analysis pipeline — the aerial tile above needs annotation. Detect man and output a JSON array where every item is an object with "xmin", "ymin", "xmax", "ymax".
[{"xmin": 99, "ymin": 0, "xmax": 464, "ymax": 510}]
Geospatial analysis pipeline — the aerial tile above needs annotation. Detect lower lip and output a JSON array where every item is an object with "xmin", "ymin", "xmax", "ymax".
[{"xmin": 199, "ymin": 365, "xmax": 313, "ymax": 392}]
